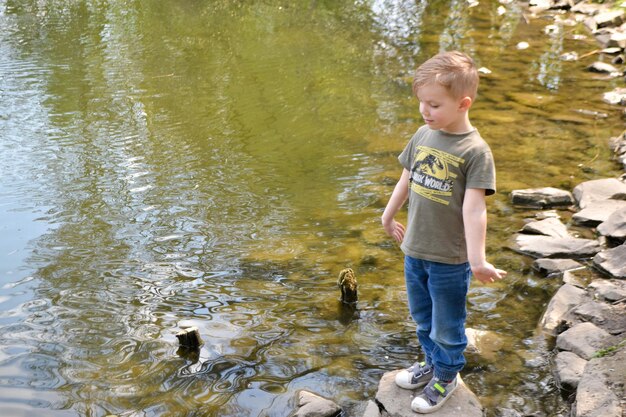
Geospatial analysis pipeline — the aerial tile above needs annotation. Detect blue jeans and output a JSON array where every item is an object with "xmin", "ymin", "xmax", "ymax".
[{"xmin": 404, "ymin": 255, "xmax": 471, "ymax": 381}]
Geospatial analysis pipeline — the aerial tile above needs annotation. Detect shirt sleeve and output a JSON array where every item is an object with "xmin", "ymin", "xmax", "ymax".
[{"xmin": 465, "ymin": 150, "xmax": 496, "ymax": 196}]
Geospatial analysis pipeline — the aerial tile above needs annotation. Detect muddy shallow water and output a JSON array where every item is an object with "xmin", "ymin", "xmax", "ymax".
[{"xmin": 0, "ymin": 1, "xmax": 623, "ymax": 416}]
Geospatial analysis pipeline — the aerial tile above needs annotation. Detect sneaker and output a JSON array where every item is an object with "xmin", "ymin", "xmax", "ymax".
[
  {"xmin": 394, "ymin": 361, "xmax": 433, "ymax": 389},
  {"xmin": 411, "ymin": 376, "xmax": 458, "ymax": 414}
]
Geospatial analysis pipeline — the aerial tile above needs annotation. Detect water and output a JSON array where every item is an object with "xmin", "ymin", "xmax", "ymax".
[{"xmin": 0, "ymin": 1, "xmax": 622, "ymax": 416}]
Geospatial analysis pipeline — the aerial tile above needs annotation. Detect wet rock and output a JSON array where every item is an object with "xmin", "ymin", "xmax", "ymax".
[
  {"xmin": 593, "ymin": 244, "xmax": 626, "ymax": 278},
  {"xmin": 561, "ymin": 51, "xmax": 579, "ymax": 61},
  {"xmin": 540, "ymin": 284, "xmax": 588, "ymax": 334},
  {"xmin": 374, "ymin": 371, "xmax": 482, "ymax": 417},
  {"xmin": 597, "ymin": 207, "xmax": 626, "ymax": 244},
  {"xmin": 362, "ymin": 400, "xmax": 381, "ymax": 417},
  {"xmin": 554, "ymin": 351, "xmax": 587, "ymax": 390},
  {"xmin": 572, "ymin": 200, "xmax": 626, "ymax": 227},
  {"xmin": 465, "ymin": 328, "xmax": 504, "ymax": 362},
  {"xmin": 588, "ymin": 279, "xmax": 626, "ymax": 302},
  {"xmin": 587, "ymin": 61, "xmax": 621, "ymax": 74},
  {"xmin": 292, "ymin": 391, "xmax": 342, "ymax": 417},
  {"xmin": 573, "ymin": 346, "xmax": 625, "ymax": 417},
  {"xmin": 510, "ymin": 187, "xmax": 574, "ymax": 208},
  {"xmin": 594, "ymin": 10, "xmax": 624, "ymax": 29},
  {"xmin": 556, "ymin": 322, "xmax": 613, "ymax": 360},
  {"xmin": 602, "ymin": 87, "xmax": 626, "ymax": 105},
  {"xmin": 533, "ymin": 258, "xmax": 583, "ymax": 276},
  {"xmin": 521, "ymin": 217, "xmax": 570, "ymax": 238},
  {"xmin": 563, "ymin": 270, "xmax": 589, "ymax": 288},
  {"xmin": 573, "ymin": 178, "xmax": 626, "ymax": 209},
  {"xmin": 512, "ymin": 234, "xmax": 601, "ymax": 258},
  {"xmin": 608, "ymin": 32, "xmax": 626, "ymax": 49}
]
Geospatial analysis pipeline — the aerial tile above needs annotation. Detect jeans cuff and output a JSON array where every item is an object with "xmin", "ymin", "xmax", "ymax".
[{"xmin": 434, "ymin": 369, "xmax": 458, "ymax": 382}]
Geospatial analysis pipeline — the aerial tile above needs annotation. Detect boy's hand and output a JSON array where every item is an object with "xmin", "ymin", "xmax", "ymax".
[
  {"xmin": 382, "ymin": 218, "xmax": 405, "ymax": 243},
  {"xmin": 470, "ymin": 262, "xmax": 507, "ymax": 284}
]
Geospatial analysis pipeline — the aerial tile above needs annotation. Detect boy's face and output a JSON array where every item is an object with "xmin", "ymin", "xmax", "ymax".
[{"xmin": 417, "ymin": 82, "xmax": 470, "ymax": 133}]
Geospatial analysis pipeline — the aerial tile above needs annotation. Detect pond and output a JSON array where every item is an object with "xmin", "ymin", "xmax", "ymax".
[{"xmin": 0, "ymin": 0, "xmax": 623, "ymax": 416}]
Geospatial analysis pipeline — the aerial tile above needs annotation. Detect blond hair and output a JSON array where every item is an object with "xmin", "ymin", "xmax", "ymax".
[{"xmin": 413, "ymin": 51, "xmax": 479, "ymax": 100}]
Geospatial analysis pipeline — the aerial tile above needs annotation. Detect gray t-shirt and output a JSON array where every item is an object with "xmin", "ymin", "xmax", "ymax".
[{"xmin": 398, "ymin": 126, "xmax": 496, "ymax": 264}]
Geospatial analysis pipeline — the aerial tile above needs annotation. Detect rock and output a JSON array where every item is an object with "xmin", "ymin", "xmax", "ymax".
[
  {"xmin": 570, "ymin": 301, "xmax": 626, "ymax": 336},
  {"xmin": 597, "ymin": 207, "xmax": 626, "ymax": 244},
  {"xmin": 608, "ymin": 31, "xmax": 626, "ymax": 48},
  {"xmin": 593, "ymin": 244, "xmax": 626, "ymax": 278},
  {"xmin": 292, "ymin": 391, "xmax": 342, "ymax": 417},
  {"xmin": 563, "ymin": 270, "xmax": 589, "ymax": 288},
  {"xmin": 573, "ymin": 346, "xmax": 625, "ymax": 417},
  {"xmin": 556, "ymin": 322, "xmax": 613, "ymax": 360},
  {"xmin": 561, "ymin": 51, "xmax": 579, "ymax": 61},
  {"xmin": 572, "ymin": 200, "xmax": 626, "ymax": 227},
  {"xmin": 465, "ymin": 328, "xmax": 504, "ymax": 362},
  {"xmin": 540, "ymin": 284, "xmax": 588, "ymax": 335},
  {"xmin": 510, "ymin": 187, "xmax": 574, "ymax": 208},
  {"xmin": 374, "ymin": 371, "xmax": 482, "ymax": 417},
  {"xmin": 573, "ymin": 178, "xmax": 626, "ymax": 209},
  {"xmin": 362, "ymin": 400, "xmax": 382, "ymax": 417},
  {"xmin": 587, "ymin": 61, "xmax": 621, "ymax": 74},
  {"xmin": 588, "ymin": 279, "xmax": 626, "ymax": 302},
  {"xmin": 533, "ymin": 258, "xmax": 583, "ymax": 276},
  {"xmin": 554, "ymin": 351, "xmax": 587, "ymax": 390},
  {"xmin": 521, "ymin": 217, "xmax": 570, "ymax": 238},
  {"xmin": 594, "ymin": 10, "xmax": 624, "ymax": 28},
  {"xmin": 602, "ymin": 87, "xmax": 626, "ymax": 105},
  {"xmin": 512, "ymin": 234, "xmax": 602, "ymax": 258}
]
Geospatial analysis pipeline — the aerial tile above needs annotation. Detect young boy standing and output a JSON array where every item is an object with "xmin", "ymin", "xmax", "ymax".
[{"xmin": 381, "ymin": 51, "xmax": 506, "ymax": 414}]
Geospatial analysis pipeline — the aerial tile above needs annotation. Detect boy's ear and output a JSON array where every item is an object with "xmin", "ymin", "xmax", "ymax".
[{"xmin": 458, "ymin": 96, "xmax": 472, "ymax": 111}]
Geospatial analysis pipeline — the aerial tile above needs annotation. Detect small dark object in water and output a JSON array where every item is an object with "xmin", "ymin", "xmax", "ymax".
[
  {"xmin": 176, "ymin": 326, "xmax": 203, "ymax": 348},
  {"xmin": 337, "ymin": 268, "xmax": 358, "ymax": 304}
]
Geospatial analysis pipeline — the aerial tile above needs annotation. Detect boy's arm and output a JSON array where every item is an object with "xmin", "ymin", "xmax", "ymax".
[
  {"xmin": 381, "ymin": 169, "xmax": 410, "ymax": 243},
  {"xmin": 463, "ymin": 188, "xmax": 507, "ymax": 284}
]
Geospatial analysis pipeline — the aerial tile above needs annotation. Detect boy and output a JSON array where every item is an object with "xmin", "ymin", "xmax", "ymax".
[{"xmin": 381, "ymin": 51, "xmax": 506, "ymax": 414}]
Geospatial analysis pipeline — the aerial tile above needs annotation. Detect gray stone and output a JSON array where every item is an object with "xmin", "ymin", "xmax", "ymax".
[
  {"xmin": 588, "ymin": 279, "xmax": 626, "ymax": 302},
  {"xmin": 574, "ymin": 346, "xmax": 625, "ymax": 417},
  {"xmin": 594, "ymin": 10, "xmax": 624, "ymax": 28},
  {"xmin": 521, "ymin": 217, "xmax": 570, "ymax": 238},
  {"xmin": 513, "ymin": 234, "xmax": 602, "ymax": 259},
  {"xmin": 572, "ymin": 200, "xmax": 626, "ymax": 227},
  {"xmin": 533, "ymin": 258, "xmax": 583, "ymax": 276},
  {"xmin": 540, "ymin": 284, "xmax": 588, "ymax": 334},
  {"xmin": 573, "ymin": 178, "xmax": 626, "ymax": 209},
  {"xmin": 597, "ymin": 207, "xmax": 626, "ymax": 244},
  {"xmin": 571, "ymin": 300, "xmax": 626, "ymax": 336},
  {"xmin": 374, "ymin": 371, "xmax": 482, "ymax": 417},
  {"xmin": 554, "ymin": 351, "xmax": 587, "ymax": 390},
  {"xmin": 510, "ymin": 187, "xmax": 574, "ymax": 208},
  {"xmin": 587, "ymin": 61, "xmax": 621, "ymax": 74},
  {"xmin": 556, "ymin": 322, "xmax": 613, "ymax": 360},
  {"xmin": 593, "ymin": 244, "xmax": 626, "ymax": 278},
  {"xmin": 292, "ymin": 391, "xmax": 342, "ymax": 417},
  {"xmin": 602, "ymin": 87, "xmax": 626, "ymax": 105},
  {"xmin": 362, "ymin": 400, "xmax": 382, "ymax": 417}
]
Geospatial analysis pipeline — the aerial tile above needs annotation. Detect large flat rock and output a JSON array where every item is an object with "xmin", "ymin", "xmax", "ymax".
[
  {"xmin": 512, "ymin": 234, "xmax": 602, "ymax": 258},
  {"xmin": 374, "ymin": 370, "xmax": 482, "ymax": 417}
]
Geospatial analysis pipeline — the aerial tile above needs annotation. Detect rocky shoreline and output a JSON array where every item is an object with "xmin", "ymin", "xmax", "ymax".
[{"xmin": 289, "ymin": 1, "xmax": 626, "ymax": 416}]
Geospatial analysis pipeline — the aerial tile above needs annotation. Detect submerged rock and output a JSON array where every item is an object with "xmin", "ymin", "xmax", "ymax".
[{"xmin": 291, "ymin": 391, "xmax": 342, "ymax": 417}]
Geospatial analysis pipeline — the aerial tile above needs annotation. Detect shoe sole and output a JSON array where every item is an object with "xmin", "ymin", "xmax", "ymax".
[{"xmin": 411, "ymin": 380, "xmax": 458, "ymax": 414}]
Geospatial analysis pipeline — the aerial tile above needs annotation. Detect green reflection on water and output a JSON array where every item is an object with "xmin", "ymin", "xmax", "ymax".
[{"xmin": 0, "ymin": 0, "xmax": 622, "ymax": 416}]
